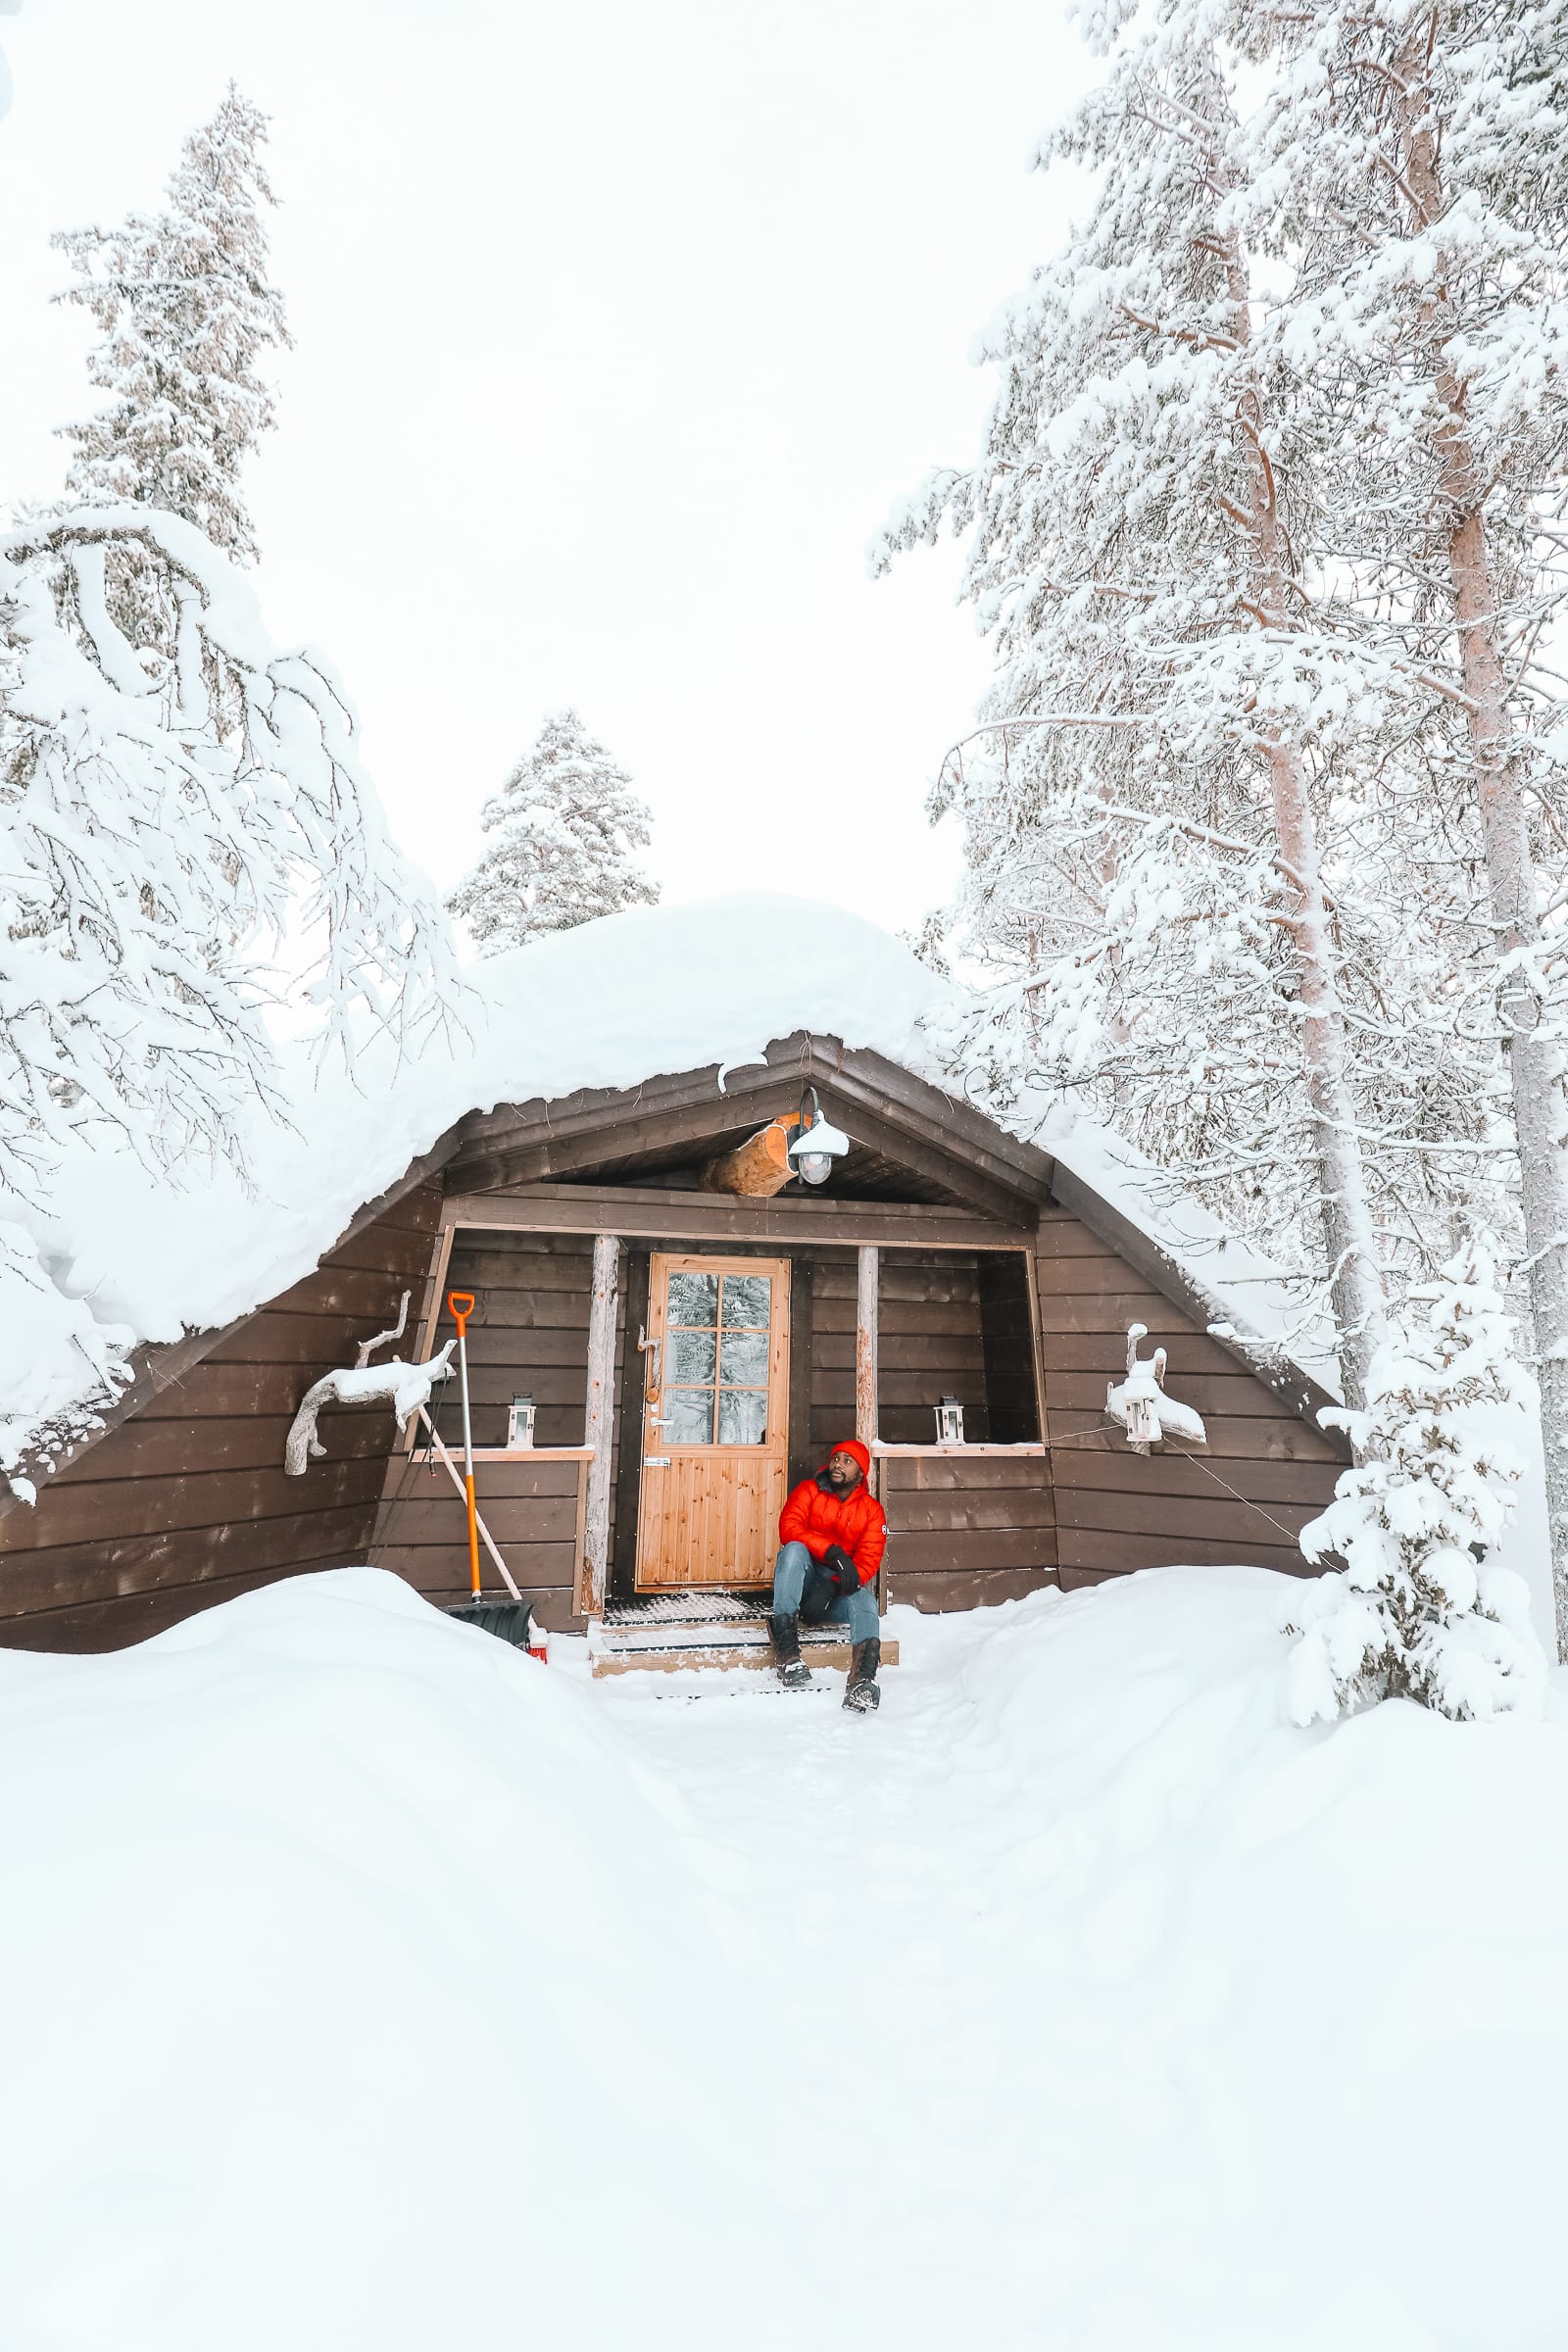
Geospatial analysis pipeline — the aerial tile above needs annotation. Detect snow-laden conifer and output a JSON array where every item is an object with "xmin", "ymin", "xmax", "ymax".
[
  {"xmin": 0, "ymin": 506, "xmax": 458, "ymax": 1203},
  {"xmin": 52, "ymin": 84, "xmax": 289, "ymax": 571},
  {"xmin": 448, "ymin": 709, "xmax": 658, "ymax": 955},
  {"xmin": 874, "ymin": 20, "xmax": 1414, "ymax": 1407},
  {"xmin": 1244, "ymin": 0, "xmax": 1568, "ymax": 1652},
  {"xmin": 1287, "ymin": 1243, "xmax": 1544, "ymax": 1724}
]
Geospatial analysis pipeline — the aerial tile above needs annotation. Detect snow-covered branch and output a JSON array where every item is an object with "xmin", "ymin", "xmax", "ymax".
[
  {"xmin": 284, "ymin": 1342, "xmax": 456, "ymax": 1478},
  {"xmin": 0, "ymin": 503, "xmax": 465, "ymax": 1205}
]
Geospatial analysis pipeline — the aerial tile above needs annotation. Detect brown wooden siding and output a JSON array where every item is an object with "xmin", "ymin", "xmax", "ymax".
[
  {"xmin": 371, "ymin": 1453, "xmax": 587, "ymax": 1629},
  {"xmin": 810, "ymin": 1250, "xmax": 1040, "ymax": 1452},
  {"xmin": 0, "ymin": 1182, "xmax": 445, "ymax": 1651},
  {"xmin": 373, "ymin": 1234, "xmax": 1041, "ymax": 1617},
  {"xmin": 1035, "ymin": 1200, "xmax": 1342, "ymax": 1589},
  {"xmin": 880, "ymin": 1452, "xmax": 1055, "ymax": 1614},
  {"xmin": 0, "ymin": 1164, "xmax": 1347, "ymax": 1649},
  {"xmin": 370, "ymin": 1228, "xmax": 620, "ymax": 1624}
]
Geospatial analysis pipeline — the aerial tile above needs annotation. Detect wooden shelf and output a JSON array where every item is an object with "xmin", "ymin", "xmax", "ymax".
[
  {"xmin": 871, "ymin": 1442, "xmax": 1047, "ymax": 1456},
  {"xmin": 469, "ymin": 1446, "xmax": 596, "ymax": 1463}
]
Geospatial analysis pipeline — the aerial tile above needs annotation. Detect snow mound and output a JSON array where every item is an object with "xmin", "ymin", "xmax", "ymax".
[
  {"xmin": 2, "ymin": 894, "xmax": 954, "ymax": 1474},
  {"xmin": 7, "ymin": 1563, "xmax": 1568, "ymax": 2348},
  {"xmin": 0, "ymin": 1569, "xmax": 756, "ymax": 2351}
]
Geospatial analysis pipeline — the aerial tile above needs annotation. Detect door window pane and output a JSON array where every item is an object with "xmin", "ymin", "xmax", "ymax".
[
  {"xmin": 718, "ymin": 1389, "xmax": 768, "ymax": 1446},
  {"xmin": 667, "ymin": 1272, "xmax": 718, "ymax": 1328},
  {"xmin": 665, "ymin": 1389, "xmax": 715, "ymax": 1445},
  {"xmin": 719, "ymin": 1329, "xmax": 768, "ymax": 1388},
  {"xmin": 669, "ymin": 1329, "xmax": 717, "ymax": 1385},
  {"xmin": 720, "ymin": 1274, "xmax": 772, "ymax": 1329}
]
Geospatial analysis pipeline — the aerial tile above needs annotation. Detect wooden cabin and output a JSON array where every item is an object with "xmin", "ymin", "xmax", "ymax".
[{"xmin": 0, "ymin": 1033, "xmax": 1348, "ymax": 1653}]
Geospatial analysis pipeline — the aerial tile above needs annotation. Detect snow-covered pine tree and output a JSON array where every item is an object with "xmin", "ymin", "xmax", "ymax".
[
  {"xmin": 0, "ymin": 505, "xmax": 458, "ymax": 1203},
  {"xmin": 874, "ymin": 19, "xmax": 1413, "ymax": 1409},
  {"xmin": 1286, "ymin": 1241, "xmax": 1544, "ymax": 1723},
  {"xmin": 1245, "ymin": 0, "xmax": 1568, "ymax": 1651},
  {"xmin": 448, "ymin": 709, "xmax": 658, "ymax": 955},
  {"xmin": 52, "ymin": 83, "xmax": 289, "ymax": 572}
]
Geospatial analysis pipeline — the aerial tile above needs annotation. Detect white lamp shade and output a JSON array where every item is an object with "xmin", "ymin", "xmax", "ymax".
[{"xmin": 786, "ymin": 1117, "xmax": 850, "ymax": 1168}]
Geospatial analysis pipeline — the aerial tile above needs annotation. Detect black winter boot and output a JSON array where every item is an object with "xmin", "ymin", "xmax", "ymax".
[
  {"xmin": 843, "ymin": 1638, "xmax": 881, "ymax": 1713},
  {"xmin": 768, "ymin": 1612, "xmax": 812, "ymax": 1689}
]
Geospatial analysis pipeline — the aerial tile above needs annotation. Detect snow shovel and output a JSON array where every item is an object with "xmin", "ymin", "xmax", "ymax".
[{"xmin": 441, "ymin": 1288, "xmax": 538, "ymax": 1653}]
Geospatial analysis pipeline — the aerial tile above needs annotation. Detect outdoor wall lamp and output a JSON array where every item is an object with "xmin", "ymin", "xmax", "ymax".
[{"xmin": 786, "ymin": 1086, "xmax": 851, "ymax": 1187}]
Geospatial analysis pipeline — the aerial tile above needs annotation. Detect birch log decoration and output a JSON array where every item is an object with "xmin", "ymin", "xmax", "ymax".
[
  {"xmin": 353, "ymin": 1290, "xmax": 410, "ymax": 1368},
  {"xmin": 284, "ymin": 1342, "xmax": 456, "ymax": 1476},
  {"xmin": 695, "ymin": 1119, "xmax": 795, "ymax": 1197},
  {"xmin": 856, "ymin": 1245, "xmax": 879, "ymax": 1451},
  {"xmin": 582, "ymin": 1233, "xmax": 619, "ymax": 1615}
]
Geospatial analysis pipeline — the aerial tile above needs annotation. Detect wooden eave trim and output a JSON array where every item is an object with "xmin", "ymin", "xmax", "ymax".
[
  {"xmin": 1048, "ymin": 1159, "xmax": 1351, "ymax": 1460},
  {"xmin": 443, "ymin": 1033, "xmax": 1055, "ymax": 1220},
  {"xmin": 439, "ymin": 1184, "xmax": 1041, "ymax": 1253}
]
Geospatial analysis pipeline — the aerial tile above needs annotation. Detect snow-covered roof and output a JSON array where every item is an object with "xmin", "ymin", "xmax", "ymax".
[
  {"xmin": 2, "ymin": 896, "xmax": 957, "ymax": 1477},
  {"xmin": 2, "ymin": 888, "xmax": 1341, "ymax": 1488},
  {"xmin": 1045, "ymin": 1121, "xmax": 1343, "ymax": 1399}
]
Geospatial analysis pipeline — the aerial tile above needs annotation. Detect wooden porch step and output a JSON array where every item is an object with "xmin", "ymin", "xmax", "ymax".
[{"xmin": 588, "ymin": 1616, "xmax": 899, "ymax": 1680}]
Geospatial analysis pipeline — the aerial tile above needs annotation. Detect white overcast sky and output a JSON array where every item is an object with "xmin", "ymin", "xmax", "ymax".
[{"xmin": 1, "ymin": 2, "xmax": 1093, "ymax": 934}]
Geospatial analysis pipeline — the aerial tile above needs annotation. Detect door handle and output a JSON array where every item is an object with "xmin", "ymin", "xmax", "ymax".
[{"xmin": 643, "ymin": 1455, "xmax": 670, "ymax": 1469}]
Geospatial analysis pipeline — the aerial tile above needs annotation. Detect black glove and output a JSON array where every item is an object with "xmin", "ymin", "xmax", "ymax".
[
  {"xmin": 800, "ymin": 1565, "xmax": 839, "ymax": 1624},
  {"xmin": 823, "ymin": 1544, "xmax": 859, "ymax": 1594}
]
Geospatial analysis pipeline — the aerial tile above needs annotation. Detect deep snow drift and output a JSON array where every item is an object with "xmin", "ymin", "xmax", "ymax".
[{"xmin": 5, "ymin": 1564, "xmax": 1568, "ymax": 2351}]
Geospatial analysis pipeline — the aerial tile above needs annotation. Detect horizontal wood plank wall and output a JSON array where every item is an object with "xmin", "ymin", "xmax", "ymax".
[
  {"xmin": 0, "ymin": 1182, "xmax": 446, "ymax": 1651},
  {"xmin": 880, "ymin": 1452, "xmax": 1056, "ymax": 1614},
  {"xmin": 370, "ymin": 1228, "xmax": 613, "ymax": 1626},
  {"xmin": 371, "ymin": 1455, "xmax": 586, "ymax": 1629},
  {"xmin": 810, "ymin": 1250, "xmax": 992, "ymax": 1453},
  {"xmin": 1036, "ymin": 1201, "xmax": 1342, "ymax": 1589}
]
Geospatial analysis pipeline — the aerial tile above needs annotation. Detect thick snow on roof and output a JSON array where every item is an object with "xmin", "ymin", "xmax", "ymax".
[
  {"xmin": 2, "ymin": 895, "xmax": 956, "ymax": 1477},
  {"xmin": 1045, "ymin": 1117, "xmax": 1343, "ymax": 1396}
]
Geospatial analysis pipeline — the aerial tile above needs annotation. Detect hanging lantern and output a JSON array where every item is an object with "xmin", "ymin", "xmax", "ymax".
[{"xmin": 785, "ymin": 1085, "xmax": 851, "ymax": 1188}]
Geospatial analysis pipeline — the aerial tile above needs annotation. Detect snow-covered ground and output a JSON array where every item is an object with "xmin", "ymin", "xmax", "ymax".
[{"xmin": 5, "ymin": 1565, "xmax": 1567, "ymax": 2350}]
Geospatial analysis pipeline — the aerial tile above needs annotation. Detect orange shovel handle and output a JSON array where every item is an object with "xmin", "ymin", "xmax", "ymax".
[{"xmin": 447, "ymin": 1290, "xmax": 475, "ymax": 1335}]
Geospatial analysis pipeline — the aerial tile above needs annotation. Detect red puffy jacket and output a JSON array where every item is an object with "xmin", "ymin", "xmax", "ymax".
[{"xmin": 778, "ymin": 1439, "xmax": 887, "ymax": 1587}]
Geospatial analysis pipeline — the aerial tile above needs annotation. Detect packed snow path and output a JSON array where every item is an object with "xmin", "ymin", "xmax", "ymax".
[{"xmin": 4, "ymin": 1567, "xmax": 1567, "ymax": 2352}]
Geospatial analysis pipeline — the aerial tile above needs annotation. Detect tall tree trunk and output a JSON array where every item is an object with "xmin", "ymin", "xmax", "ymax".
[
  {"xmin": 1394, "ymin": 50, "xmax": 1568, "ymax": 1653},
  {"xmin": 1226, "ymin": 248, "xmax": 1386, "ymax": 1411}
]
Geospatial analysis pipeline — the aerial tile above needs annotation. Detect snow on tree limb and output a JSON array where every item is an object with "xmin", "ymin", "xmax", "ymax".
[
  {"xmin": 876, "ymin": 0, "xmax": 1568, "ymax": 1480},
  {"xmin": 284, "ymin": 1342, "xmax": 456, "ymax": 1478},
  {"xmin": 0, "ymin": 503, "xmax": 465, "ymax": 1206}
]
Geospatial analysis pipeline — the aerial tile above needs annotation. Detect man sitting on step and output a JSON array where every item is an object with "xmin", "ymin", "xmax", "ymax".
[{"xmin": 769, "ymin": 1438, "xmax": 887, "ymax": 1712}]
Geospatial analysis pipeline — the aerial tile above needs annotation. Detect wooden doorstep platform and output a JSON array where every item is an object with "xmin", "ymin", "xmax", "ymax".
[{"xmin": 588, "ymin": 1601, "xmax": 900, "ymax": 1680}]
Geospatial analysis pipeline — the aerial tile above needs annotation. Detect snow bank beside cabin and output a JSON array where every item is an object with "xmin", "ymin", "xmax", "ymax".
[
  {"xmin": 1, "ymin": 894, "xmax": 955, "ymax": 1476},
  {"xmin": 0, "ymin": 1569, "xmax": 759, "ymax": 2352},
  {"xmin": 8, "ymin": 1564, "xmax": 1568, "ymax": 2348}
]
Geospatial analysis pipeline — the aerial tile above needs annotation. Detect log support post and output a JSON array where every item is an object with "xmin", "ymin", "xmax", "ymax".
[
  {"xmin": 856, "ymin": 1244, "xmax": 879, "ymax": 1459},
  {"xmin": 583, "ymin": 1233, "xmax": 619, "ymax": 1617}
]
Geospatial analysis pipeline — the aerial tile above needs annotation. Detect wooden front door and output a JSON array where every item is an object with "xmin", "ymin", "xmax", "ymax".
[{"xmin": 634, "ymin": 1253, "xmax": 791, "ymax": 1591}]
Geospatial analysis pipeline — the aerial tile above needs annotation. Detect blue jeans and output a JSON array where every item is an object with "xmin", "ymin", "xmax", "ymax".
[{"xmin": 771, "ymin": 1541, "xmax": 879, "ymax": 1645}]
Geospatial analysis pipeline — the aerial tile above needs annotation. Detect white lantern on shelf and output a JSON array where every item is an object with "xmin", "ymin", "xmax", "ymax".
[
  {"xmin": 508, "ymin": 1394, "xmax": 536, "ymax": 1450},
  {"xmin": 934, "ymin": 1396, "xmax": 965, "ymax": 1446}
]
